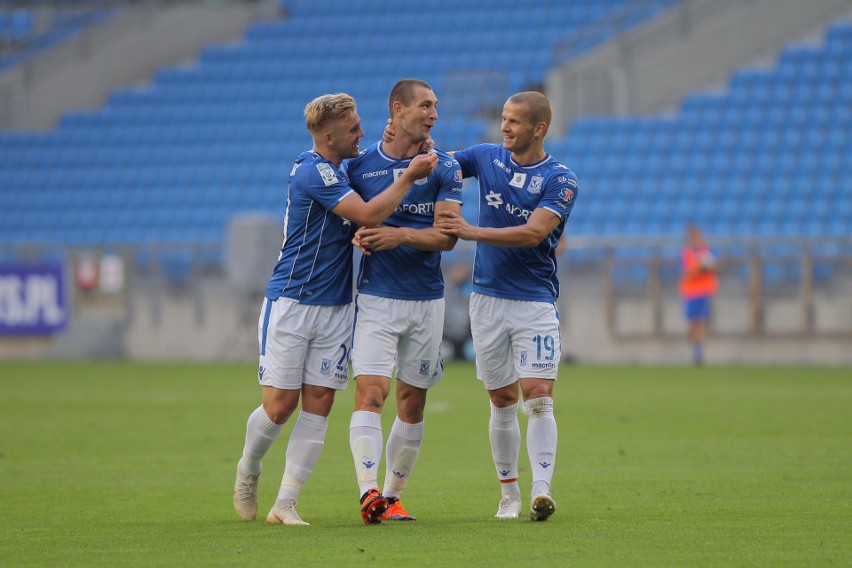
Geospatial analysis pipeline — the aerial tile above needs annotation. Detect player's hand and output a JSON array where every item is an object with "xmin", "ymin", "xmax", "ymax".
[
  {"xmin": 404, "ymin": 152, "xmax": 438, "ymax": 181},
  {"xmin": 355, "ymin": 226, "xmax": 404, "ymax": 252},
  {"xmin": 382, "ymin": 119, "xmax": 395, "ymax": 144},
  {"xmin": 435, "ymin": 210, "xmax": 475, "ymax": 241},
  {"xmin": 384, "ymin": 119, "xmax": 433, "ymax": 152},
  {"xmin": 352, "ymin": 228, "xmax": 371, "ymax": 255}
]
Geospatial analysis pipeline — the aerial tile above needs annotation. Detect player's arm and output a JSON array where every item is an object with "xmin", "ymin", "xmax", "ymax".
[
  {"xmin": 333, "ymin": 152, "xmax": 438, "ymax": 227},
  {"xmin": 435, "ymin": 207, "xmax": 560, "ymax": 248},
  {"xmin": 355, "ymin": 200, "xmax": 461, "ymax": 254}
]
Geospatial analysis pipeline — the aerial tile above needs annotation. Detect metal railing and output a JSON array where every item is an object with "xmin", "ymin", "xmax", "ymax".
[
  {"xmin": 584, "ymin": 235, "xmax": 852, "ymax": 340},
  {"xmin": 1, "ymin": 236, "xmax": 849, "ymax": 360}
]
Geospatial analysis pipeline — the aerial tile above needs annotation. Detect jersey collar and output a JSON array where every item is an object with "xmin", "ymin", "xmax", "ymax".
[{"xmin": 509, "ymin": 153, "xmax": 552, "ymax": 169}]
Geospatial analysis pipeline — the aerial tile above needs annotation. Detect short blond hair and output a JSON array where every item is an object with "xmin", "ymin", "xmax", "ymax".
[{"xmin": 304, "ymin": 93, "xmax": 357, "ymax": 134}]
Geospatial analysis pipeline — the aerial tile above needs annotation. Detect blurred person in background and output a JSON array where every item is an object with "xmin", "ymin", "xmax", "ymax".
[
  {"xmin": 679, "ymin": 225, "xmax": 718, "ymax": 366},
  {"xmin": 345, "ymin": 79, "xmax": 463, "ymax": 524},
  {"xmin": 442, "ymin": 260, "xmax": 473, "ymax": 361},
  {"xmin": 232, "ymin": 93, "xmax": 437, "ymax": 526}
]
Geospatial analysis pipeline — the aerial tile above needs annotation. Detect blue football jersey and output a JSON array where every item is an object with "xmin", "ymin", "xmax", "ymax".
[
  {"xmin": 453, "ymin": 144, "xmax": 578, "ymax": 302},
  {"xmin": 344, "ymin": 142, "xmax": 463, "ymax": 300},
  {"xmin": 265, "ymin": 151, "xmax": 357, "ymax": 305}
]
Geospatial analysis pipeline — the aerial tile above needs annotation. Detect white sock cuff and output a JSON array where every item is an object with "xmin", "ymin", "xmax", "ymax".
[
  {"xmin": 253, "ymin": 406, "xmax": 283, "ymax": 434},
  {"xmin": 490, "ymin": 402, "xmax": 519, "ymax": 422},
  {"xmin": 391, "ymin": 417, "xmax": 424, "ymax": 441},
  {"xmin": 350, "ymin": 410, "xmax": 382, "ymax": 430},
  {"xmin": 524, "ymin": 397, "xmax": 554, "ymax": 417},
  {"xmin": 297, "ymin": 411, "xmax": 328, "ymax": 433}
]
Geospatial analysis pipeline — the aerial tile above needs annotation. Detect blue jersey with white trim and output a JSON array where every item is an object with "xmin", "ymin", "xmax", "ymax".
[
  {"xmin": 265, "ymin": 151, "xmax": 357, "ymax": 305},
  {"xmin": 453, "ymin": 143, "xmax": 578, "ymax": 303},
  {"xmin": 345, "ymin": 142, "xmax": 463, "ymax": 300}
]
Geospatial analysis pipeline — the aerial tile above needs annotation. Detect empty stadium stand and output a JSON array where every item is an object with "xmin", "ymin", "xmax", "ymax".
[
  {"xmin": 550, "ymin": 18, "xmax": 850, "ymax": 283},
  {"xmin": 0, "ymin": 1, "xmax": 848, "ymax": 286}
]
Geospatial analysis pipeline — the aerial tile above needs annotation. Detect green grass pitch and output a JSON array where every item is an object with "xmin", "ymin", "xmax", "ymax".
[{"xmin": 1, "ymin": 361, "xmax": 849, "ymax": 567}]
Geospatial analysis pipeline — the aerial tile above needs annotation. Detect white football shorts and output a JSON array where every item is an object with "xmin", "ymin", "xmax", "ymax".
[
  {"xmin": 257, "ymin": 297, "xmax": 352, "ymax": 391},
  {"xmin": 469, "ymin": 292, "xmax": 561, "ymax": 390},
  {"xmin": 351, "ymin": 294, "xmax": 445, "ymax": 389}
]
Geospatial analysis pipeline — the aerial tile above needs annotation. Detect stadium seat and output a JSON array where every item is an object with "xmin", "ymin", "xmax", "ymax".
[{"xmin": 1, "ymin": 2, "xmax": 848, "ymax": 290}]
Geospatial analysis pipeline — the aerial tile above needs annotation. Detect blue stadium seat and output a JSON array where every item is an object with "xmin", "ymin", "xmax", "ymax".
[{"xmin": 2, "ymin": 3, "xmax": 850, "ymax": 277}]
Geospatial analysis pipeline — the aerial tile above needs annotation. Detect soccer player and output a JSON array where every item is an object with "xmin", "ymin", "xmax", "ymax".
[
  {"xmin": 344, "ymin": 79, "xmax": 463, "ymax": 524},
  {"xmin": 232, "ymin": 93, "xmax": 437, "ymax": 526},
  {"xmin": 433, "ymin": 91, "xmax": 579, "ymax": 522},
  {"xmin": 679, "ymin": 225, "xmax": 718, "ymax": 365}
]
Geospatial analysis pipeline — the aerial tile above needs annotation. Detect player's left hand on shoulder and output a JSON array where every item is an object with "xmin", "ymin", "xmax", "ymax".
[{"xmin": 383, "ymin": 119, "xmax": 395, "ymax": 144}]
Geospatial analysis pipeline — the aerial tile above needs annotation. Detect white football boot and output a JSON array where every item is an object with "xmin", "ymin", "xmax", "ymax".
[
  {"xmin": 494, "ymin": 495, "xmax": 522, "ymax": 519},
  {"xmin": 266, "ymin": 499, "xmax": 310, "ymax": 526},
  {"xmin": 232, "ymin": 470, "xmax": 259, "ymax": 521}
]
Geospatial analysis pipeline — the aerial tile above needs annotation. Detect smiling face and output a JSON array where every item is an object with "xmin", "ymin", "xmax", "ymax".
[
  {"xmin": 500, "ymin": 100, "xmax": 538, "ymax": 154},
  {"xmin": 305, "ymin": 93, "xmax": 364, "ymax": 164},
  {"xmin": 326, "ymin": 111, "xmax": 364, "ymax": 162},
  {"xmin": 500, "ymin": 92, "xmax": 552, "ymax": 162}
]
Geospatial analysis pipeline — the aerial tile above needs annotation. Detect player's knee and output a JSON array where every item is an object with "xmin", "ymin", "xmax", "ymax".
[
  {"xmin": 355, "ymin": 386, "xmax": 387, "ymax": 412},
  {"xmin": 396, "ymin": 396, "xmax": 426, "ymax": 423},
  {"xmin": 301, "ymin": 385, "xmax": 336, "ymax": 416},
  {"xmin": 525, "ymin": 386, "xmax": 553, "ymax": 401},
  {"xmin": 521, "ymin": 379, "xmax": 554, "ymax": 401},
  {"xmin": 263, "ymin": 399, "xmax": 297, "ymax": 425},
  {"xmin": 396, "ymin": 384, "xmax": 426, "ymax": 421},
  {"xmin": 489, "ymin": 389, "xmax": 519, "ymax": 408}
]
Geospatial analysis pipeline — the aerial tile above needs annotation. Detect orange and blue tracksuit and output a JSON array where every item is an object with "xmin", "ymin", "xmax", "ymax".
[{"xmin": 679, "ymin": 246, "xmax": 718, "ymax": 321}]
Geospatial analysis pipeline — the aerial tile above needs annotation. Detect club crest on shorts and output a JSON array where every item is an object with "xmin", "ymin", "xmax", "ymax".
[
  {"xmin": 419, "ymin": 359, "xmax": 431, "ymax": 376},
  {"xmin": 520, "ymin": 351, "xmax": 528, "ymax": 367},
  {"xmin": 320, "ymin": 358, "xmax": 332, "ymax": 375}
]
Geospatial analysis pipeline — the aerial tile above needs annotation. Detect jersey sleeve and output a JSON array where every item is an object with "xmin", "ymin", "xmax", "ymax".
[
  {"xmin": 452, "ymin": 144, "xmax": 488, "ymax": 179},
  {"xmin": 539, "ymin": 170, "xmax": 579, "ymax": 220},
  {"xmin": 303, "ymin": 161, "xmax": 354, "ymax": 210},
  {"xmin": 434, "ymin": 151, "xmax": 464, "ymax": 205}
]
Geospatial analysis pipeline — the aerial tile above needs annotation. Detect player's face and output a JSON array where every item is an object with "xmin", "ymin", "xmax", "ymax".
[
  {"xmin": 329, "ymin": 112, "xmax": 365, "ymax": 160},
  {"xmin": 500, "ymin": 101, "xmax": 536, "ymax": 154},
  {"xmin": 400, "ymin": 86, "xmax": 438, "ymax": 143}
]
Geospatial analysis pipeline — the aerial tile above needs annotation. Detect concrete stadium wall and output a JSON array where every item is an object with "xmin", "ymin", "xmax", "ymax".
[
  {"xmin": 0, "ymin": 1, "xmax": 273, "ymax": 130},
  {"xmin": 558, "ymin": 269, "xmax": 852, "ymax": 366},
  {"xmin": 547, "ymin": 0, "xmax": 852, "ymax": 135},
  {"xmin": 3, "ymin": 264, "xmax": 849, "ymax": 366}
]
